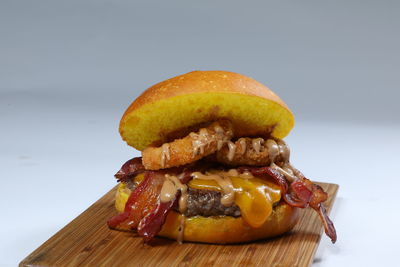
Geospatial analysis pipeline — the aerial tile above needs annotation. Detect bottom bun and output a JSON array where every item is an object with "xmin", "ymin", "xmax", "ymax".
[{"xmin": 115, "ymin": 183, "xmax": 300, "ymax": 244}]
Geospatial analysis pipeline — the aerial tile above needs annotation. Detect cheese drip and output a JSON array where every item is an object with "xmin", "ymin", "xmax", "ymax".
[
  {"xmin": 189, "ymin": 170, "xmax": 281, "ymax": 228},
  {"xmin": 191, "ymin": 171, "xmax": 235, "ymax": 206}
]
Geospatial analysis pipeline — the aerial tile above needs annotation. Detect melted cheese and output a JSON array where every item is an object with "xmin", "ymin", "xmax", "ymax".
[
  {"xmin": 188, "ymin": 171, "xmax": 281, "ymax": 228},
  {"xmin": 191, "ymin": 171, "xmax": 235, "ymax": 206},
  {"xmin": 133, "ymin": 173, "xmax": 145, "ymax": 184},
  {"xmin": 132, "ymin": 171, "xmax": 281, "ymax": 228}
]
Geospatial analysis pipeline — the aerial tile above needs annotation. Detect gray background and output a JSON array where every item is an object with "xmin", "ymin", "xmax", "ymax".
[
  {"xmin": 2, "ymin": 0, "xmax": 400, "ymax": 123},
  {"xmin": 1, "ymin": 1, "xmax": 400, "ymax": 266}
]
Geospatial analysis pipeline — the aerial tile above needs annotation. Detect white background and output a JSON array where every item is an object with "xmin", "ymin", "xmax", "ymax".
[{"xmin": 1, "ymin": 1, "xmax": 400, "ymax": 266}]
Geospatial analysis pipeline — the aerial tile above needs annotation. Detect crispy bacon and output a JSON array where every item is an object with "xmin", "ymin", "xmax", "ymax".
[
  {"xmin": 107, "ymin": 171, "xmax": 165, "ymax": 231},
  {"xmin": 108, "ymin": 166, "xmax": 194, "ymax": 242},
  {"xmin": 177, "ymin": 170, "xmax": 194, "ymax": 184},
  {"xmin": 114, "ymin": 157, "xmax": 145, "ymax": 181},
  {"xmin": 285, "ymin": 179, "xmax": 313, "ymax": 208},
  {"xmin": 297, "ymin": 179, "xmax": 336, "ymax": 243},
  {"xmin": 138, "ymin": 192, "xmax": 179, "ymax": 242},
  {"xmin": 136, "ymin": 170, "xmax": 192, "ymax": 242},
  {"xmin": 110, "ymin": 158, "xmax": 336, "ymax": 243},
  {"xmin": 238, "ymin": 165, "xmax": 337, "ymax": 243},
  {"xmin": 238, "ymin": 166, "xmax": 289, "ymax": 193},
  {"xmin": 314, "ymin": 203, "xmax": 337, "ymax": 243}
]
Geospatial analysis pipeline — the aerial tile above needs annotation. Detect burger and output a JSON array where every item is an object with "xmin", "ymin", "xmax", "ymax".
[{"xmin": 107, "ymin": 70, "xmax": 337, "ymax": 244}]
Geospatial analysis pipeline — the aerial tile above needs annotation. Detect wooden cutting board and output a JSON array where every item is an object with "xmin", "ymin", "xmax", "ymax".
[{"xmin": 20, "ymin": 182, "xmax": 338, "ymax": 267}]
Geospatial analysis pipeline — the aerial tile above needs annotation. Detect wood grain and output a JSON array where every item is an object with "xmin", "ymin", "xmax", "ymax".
[{"xmin": 20, "ymin": 182, "xmax": 338, "ymax": 267}]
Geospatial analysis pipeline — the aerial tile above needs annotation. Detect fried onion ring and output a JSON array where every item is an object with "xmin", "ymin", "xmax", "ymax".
[
  {"xmin": 142, "ymin": 120, "xmax": 233, "ymax": 170},
  {"xmin": 210, "ymin": 137, "xmax": 289, "ymax": 166}
]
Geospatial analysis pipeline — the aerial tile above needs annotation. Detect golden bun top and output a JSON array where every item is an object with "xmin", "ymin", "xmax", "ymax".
[{"xmin": 120, "ymin": 71, "xmax": 294, "ymax": 151}]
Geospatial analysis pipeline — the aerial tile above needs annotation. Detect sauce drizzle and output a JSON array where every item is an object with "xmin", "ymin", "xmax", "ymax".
[
  {"xmin": 238, "ymin": 138, "xmax": 247, "ymax": 155},
  {"xmin": 160, "ymin": 174, "xmax": 188, "ymax": 213},
  {"xmin": 192, "ymin": 171, "xmax": 235, "ymax": 206},
  {"xmin": 266, "ymin": 139, "xmax": 279, "ymax": 163},
  {"xmin": 252, "ymin": 138, "xmax": 264, "ymax": 153},
  {"xmin": 160, "ymin": 143, "xmax": 170, "ymax": 168},
  {"xmin": 227, "ymin": 141, "xmax": 236, "ymax": 161},
  {"xmin": 190, "ymin": 128, "xmax": 210, "ymax": 156}
]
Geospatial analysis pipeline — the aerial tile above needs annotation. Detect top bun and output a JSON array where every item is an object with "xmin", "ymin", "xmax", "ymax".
[{"xmin": 120, "ymin": 71, "xmax": 294, "ymax": 151}]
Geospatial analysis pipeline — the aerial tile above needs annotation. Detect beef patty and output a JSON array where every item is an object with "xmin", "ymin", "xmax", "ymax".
[
  {"xmin": 183, "ymin": 188, "xmax": 241, "ymax": 217},
  {"xmin": 125, "ymin": 181, "xmax": 241, "ymax": 217}
]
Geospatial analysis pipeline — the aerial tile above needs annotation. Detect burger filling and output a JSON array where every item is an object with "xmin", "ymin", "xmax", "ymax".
[
  {"xmin": 125, "ymin": 181, "xmax": 242, "ymax": 217},
  {"xmin": 108, "ymin": 120, "xmax": 337, "ymax": 243}
]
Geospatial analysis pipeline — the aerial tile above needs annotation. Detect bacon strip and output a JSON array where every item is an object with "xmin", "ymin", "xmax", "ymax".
[
  {"xmin": 107, "ymin": 171, "xmax": 165, "ymax": 231},
  {"xmin": 110, "ymin": 159, "xmax": 336, "ymax": 243},
  {"xmin": 238, "ymin": 166, "xmax": 288, "ymax": 191},
  {"xmin": 285, "ymin": 179, "xmax": 314, "ymax": 208},
  {"xmin": 314, "ymin": 203, "xmax": 337, "ymax": 243},
  {"xmin": 136, "ymin": 170, "xmax": 193, "ymax": 242},
  {"xmin": 138, "ymin": 192, "xmax": 179, "ymax": 242},
  {"xmin": 114, "ymin": 157, "xmax": 145, "ymax": 181},
  {"xmin": 238, "ymin": 166, "xmax": 337, "ymax": 243},
  {"xmin": 109, "ymin": 165, "xmax": 194, "ymax": 242}
]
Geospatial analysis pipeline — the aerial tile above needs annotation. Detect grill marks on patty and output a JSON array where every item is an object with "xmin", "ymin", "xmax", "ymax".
[{"xmin": 125, "ymin": 181, "xmax": 241, "ymax": 218}]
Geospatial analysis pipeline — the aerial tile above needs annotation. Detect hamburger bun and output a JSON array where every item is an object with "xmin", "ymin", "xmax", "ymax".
[
  {"xmin": 119, "ymin": 71, "xmax": 294, "ymax": 151},
  {"xmin": 109, "ymin": 71, "xmax": 337, "ymax": 245}
]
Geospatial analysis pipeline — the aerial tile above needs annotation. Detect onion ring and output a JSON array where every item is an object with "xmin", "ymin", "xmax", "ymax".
[{"xmin": 142, "ymin": 120, "xmax": 233, "ymax": 170}]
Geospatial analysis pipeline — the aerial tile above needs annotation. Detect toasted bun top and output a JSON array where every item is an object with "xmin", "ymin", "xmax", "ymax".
[{"xmin": 120, "ymin": 71, "xmax": 294, "ymax": 151}]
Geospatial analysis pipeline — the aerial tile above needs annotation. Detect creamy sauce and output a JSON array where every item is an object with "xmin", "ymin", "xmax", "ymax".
[
  {"xmin": 160, "ymin": 179, "xmax": 176, "ymax": 202},
  {"xmin": 271, "ymin": 163, "xmax": 297, "ymax": 182},
  {"xmin": 190, "ymin": 122, "xmax": 231, "ymax": 156},
  {"xmin": 177, "ymin": 215, "xmax": 185, "ymax": 244},
  {"xmin": 252, "ymin": 138, "xmax": 264, "ymax": 153},
  {"xmin": 168, "ymin": 175, "xmax": 188, "ymax": 213},
  {"xmin": 227, "ymin": 141, "xmax": 236, "ymax": 161},
  {"xmin": 282, "ymin": 164, "xmax": 294, "ymax": 176},
  {"xmin": 160, "ymin": 174, "xmax": 188, "ymax": 213},
  {"xmin": 214, "ymin": 125, "xmax": 223, "ymax": 133},
  {"xmin": 227, "ymin": 169, "xmax": 239, "ymax": 176},
  {"xmin": 238, "ymin": 138, "xmax": 247, "ymax": 155},
  {"xmin": 227, "ymin": 169, "xmax": 253, "ymax": 179},
  {"xmin": 277, "ymin": 139, "xmax": 290, "ymax": 162},
  {"xmin": 160, "ymin": 143, "xmax": 170, "ymax": 168},
  {"xmin": 215, "ymin": 124, "xmax": 231, "ymax": 150},
  {"xmin": 266, "ymin": 139, "xmax": 279, "ymax": 163},
  {"xmin": 192, "ymin": 171, "xmax": 235, "ymax": 206},
  {"xmin": 239, "ymin": 171, "xmax": 254, "ymax": 179},
  {"xmin": 190, "ymin": 128, "xmax": 209, "ymax": 156},
  {"xmin": 264, "ymin": 138, "xmax": 297, "ymax": 182}
]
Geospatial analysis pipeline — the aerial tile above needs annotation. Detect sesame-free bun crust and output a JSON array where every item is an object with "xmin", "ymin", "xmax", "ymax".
[
  {"xmin": 115, "ymin": 183, "xmax": 299, "ymax": 244},
  {"xmin": 158, "ymin": 205, "xmax": 299, "ymax": 244},
  {"xmin": 120, "ymin": 71, "xmax": 295, "ymax": 151}
]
